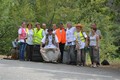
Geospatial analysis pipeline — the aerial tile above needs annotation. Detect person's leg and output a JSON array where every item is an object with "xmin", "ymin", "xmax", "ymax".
[
  {"xmin": 59, "ymin": 43, "xmax": 65, "ymax": 63},
  {"xmin": 26, "ymin": 44, "xmax": 30, "ymax": 61},
  {"xmin": 76, "ymin": 49, "xmax": 81, "ymax": 66},
  {"xmin": 97, "ymin": 48, "xmax": 100, "ymax": 65},
  {"xmin": 84, "ymin": 47, "xmax": 88, "ymax": 65},
  {"xmin": 29, "ymin": 45, "xmax": 33, "ymax": 61},
  {"xmin": 19, "ymin": 42, "xmax": 24, "ymax": 60},
  {"xmin": 81, "ymin": 49, "xmax": 85, "ymax": 66},
  {"xmin": 19, "ymin": 42, "xmax": 22, "ymax": 60},
  {"xmin": 92, "ymin": 47, "xmax": 98, "ymax": 67},
  {"xmin": 89, "ymin": 46, "xmax": 94, "ymax": 65},
  {"xmin": 66, "ymin": 46, "xmax": 70, "ymax": 64},
  {"xmin": 69, "ymin": 45, "xmax": 76, "ymax": 64},
  {"xmin": 40, "ymin": 48, "xmax": 50, "ymax": 62},
  {"xmin": 59, "ymin": 43, "xmax": 62, "ymax": 63},
  {"xmin": 21, "ymin": 43, "xmax": 26, "ymax": 60},
  {"xmin": 52, "ymin": 48, "xmax": 58, "ymax": 62}
]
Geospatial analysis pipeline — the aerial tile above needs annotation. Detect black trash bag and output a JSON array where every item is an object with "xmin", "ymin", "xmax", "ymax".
[
  {"xmin": 101, "ymin": 59, "xmax": 110, "ymax": 65},
  {"xmin": 32, "ymin": 45, "xmax": 43, "ymax": 62}
]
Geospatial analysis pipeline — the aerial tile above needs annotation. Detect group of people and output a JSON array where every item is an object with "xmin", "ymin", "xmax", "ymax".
[{"xmin": 17, "ymin": 21, "xmax": 101, "ymax": 68}]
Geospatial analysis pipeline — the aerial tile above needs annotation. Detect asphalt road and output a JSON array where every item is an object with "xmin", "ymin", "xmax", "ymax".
[{"xmin": 0, "ymin": 59, "xmax": 120, "ymax": 80}]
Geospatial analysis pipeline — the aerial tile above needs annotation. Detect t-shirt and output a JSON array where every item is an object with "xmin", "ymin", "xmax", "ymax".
[
  {"xmin": 43, "ymin": 29, "xmax": 48, "ymax": 36},
  {"xmin": 66, "ymin": 27, "xmax": 76, "ymax": 45},
  {"xmin": 18, "ymin": 27, "xmax": 26, "ymax": 42},
  {"xmin": 89, "ymin": 29, "xmax": 101, "ymax": 38},
  {"xmin": 75, "ymin": 31, "xmax": 87, "ymax": 49},
  {"xmin": 89, "ymin": 34, "xmax": 98, "ymax": 46},
  {"xmin": 26, "ymin": 29, "xmax": 33, "ymax": 45},
  {"xmin": 41, "ymin": 34, "xmax": 58, "ymax": 49}
]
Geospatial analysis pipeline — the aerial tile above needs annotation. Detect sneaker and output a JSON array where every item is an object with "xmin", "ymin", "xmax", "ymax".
[
  {"xmin": 93, "ymin": 64, "xmax": 97, "ymax": 68},
  {"xmin": 52, "ymin": 61, "xmax": 58, "ymax": 64}
]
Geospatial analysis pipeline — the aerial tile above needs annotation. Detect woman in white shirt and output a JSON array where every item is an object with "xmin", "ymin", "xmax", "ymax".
[
  {"xmin": 89, "ymin": 27, "xmax": 99, "ymax": 68},
  {"xmin": 26, "ymin": 23, "xmax": 33, "ymax": 61}
]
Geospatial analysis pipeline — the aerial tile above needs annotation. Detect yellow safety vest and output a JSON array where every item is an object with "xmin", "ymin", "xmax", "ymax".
[
  {"xmin": 74, "ymin": 31, "xmax": 85, "ymax": 42},
  {"xmin": 33, "ymin": 28, "xmax": 43, "ymax": 45}
]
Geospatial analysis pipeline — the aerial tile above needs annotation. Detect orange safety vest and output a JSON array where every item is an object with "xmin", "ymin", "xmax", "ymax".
[{"xmin": 55, "ymin": 28, "xmax": 66, "ymax": 43}]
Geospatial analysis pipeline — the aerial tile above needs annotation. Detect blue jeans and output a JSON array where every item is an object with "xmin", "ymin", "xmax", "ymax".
[{"xmin": 19, "ymin": 42, "xmax": 26, "ymax": 60}]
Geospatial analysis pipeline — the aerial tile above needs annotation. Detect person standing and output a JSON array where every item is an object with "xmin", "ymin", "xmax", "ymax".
[
  {"xmin": 74, "ymin": 24, "xmax": 87, "ymax": 66},
  {"xmin": 18, "ymin": 22, "xmax": 27, "ymax": 61},
  {"xmin": 26, "ymin": 23, "xmax": 33, "ymax": 61},
  {"xmin": 66, "ymin": 22, "xmax": 76, "ymax": 64},
  {"xmin": 55, "ymin": 22, "xmax": 66, "ymax": 63},
  {"xmin": 89, "ymin": 23, "xmax": 101, "ymax": 65},
  {"xmin": 32, "ymin": 22, "xmax": 45, "ymax": 61},
  {"xmin": 89, "ymin": 27, "xmax": 99, "ymax": 68}
]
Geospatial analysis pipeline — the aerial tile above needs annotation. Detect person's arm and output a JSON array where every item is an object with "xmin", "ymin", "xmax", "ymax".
[
  {"xmin": 40, "ymin": 36, "xmax": 46, "ymax": 48},
  {"xmin": 56, "ymin": 43, "xmax": 59, "ymax": 48},
  {"xmin": 73, "ymin": 27, "xmax": 76, "ymax": 32},
  {"xmin": 18, "ymin": 28, "xmax": 21, "ymax": 41},
  {"xmin": 55, "ymin": 35, "xmax": 59, "ymax": 48},
  {"xmin": 86, "ymin": 36, "xmax": 89, "ymax": 47},
  {"xmin": 83, "ymin": 32, "xmax": 88, "ymax": 47},
  {"xmin": 42, "ymin": 30, "xmax": 46, "ymax": 37},
  {"xmin": 97, "ymin": 30, "xmax": 102, "ymax": 39},
  {"xmin": 95, "ymin": 35, "xmax": 99, "ymax": 49}
]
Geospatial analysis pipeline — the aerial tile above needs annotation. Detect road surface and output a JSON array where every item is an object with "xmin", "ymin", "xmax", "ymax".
[{"xmin": 0, "ymin": 59, "xmax": 120, "ymax": 80}]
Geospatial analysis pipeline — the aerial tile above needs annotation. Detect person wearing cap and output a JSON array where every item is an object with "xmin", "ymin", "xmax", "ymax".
[
  {"xmin": 65, "ymin": 22, "xmax": 76, "ymax": 65},
  {"xmin": 88, "ymin": 25, "xmax": 99, "ymax": 68},
  {"xmin": 55, "ymin": 22, "xmax": 66, "ymax": 63},
  {"xmin": 89, "ymin": 23, "xmax": 101, "ymax": 66},
  {"xmin": 18, "ymin": 22, "xmax": 27, "ymax": 61},
  {"xmin": 40, "ymin": 28, "xmax": 60, "ymax": 63},
  {"xmin": 33, "ymin": 22, "xmax": 45, "ymax": 45},
  {"xmin": 74, "ymin": 24, "xmax": 87, "ymax": 66}
]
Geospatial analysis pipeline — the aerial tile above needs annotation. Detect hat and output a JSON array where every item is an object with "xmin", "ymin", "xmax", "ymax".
[
  {"xmin": 35, "ymin": 22, "xmax": 40, "ymax": 26},
  {"xmin": 76, "ymin": 23, "xmax": 83, "ymax": 28},
  {"xmin": 91, "ymin": 23, "xmax": 97, "ymax": 29},
  {"xmin": 47, "ymin": 28, "xmax": 53, "ymax": 32},
  {"xmin": 59, "ymin": 21, "xmax": 63, "ymax": 25}
]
